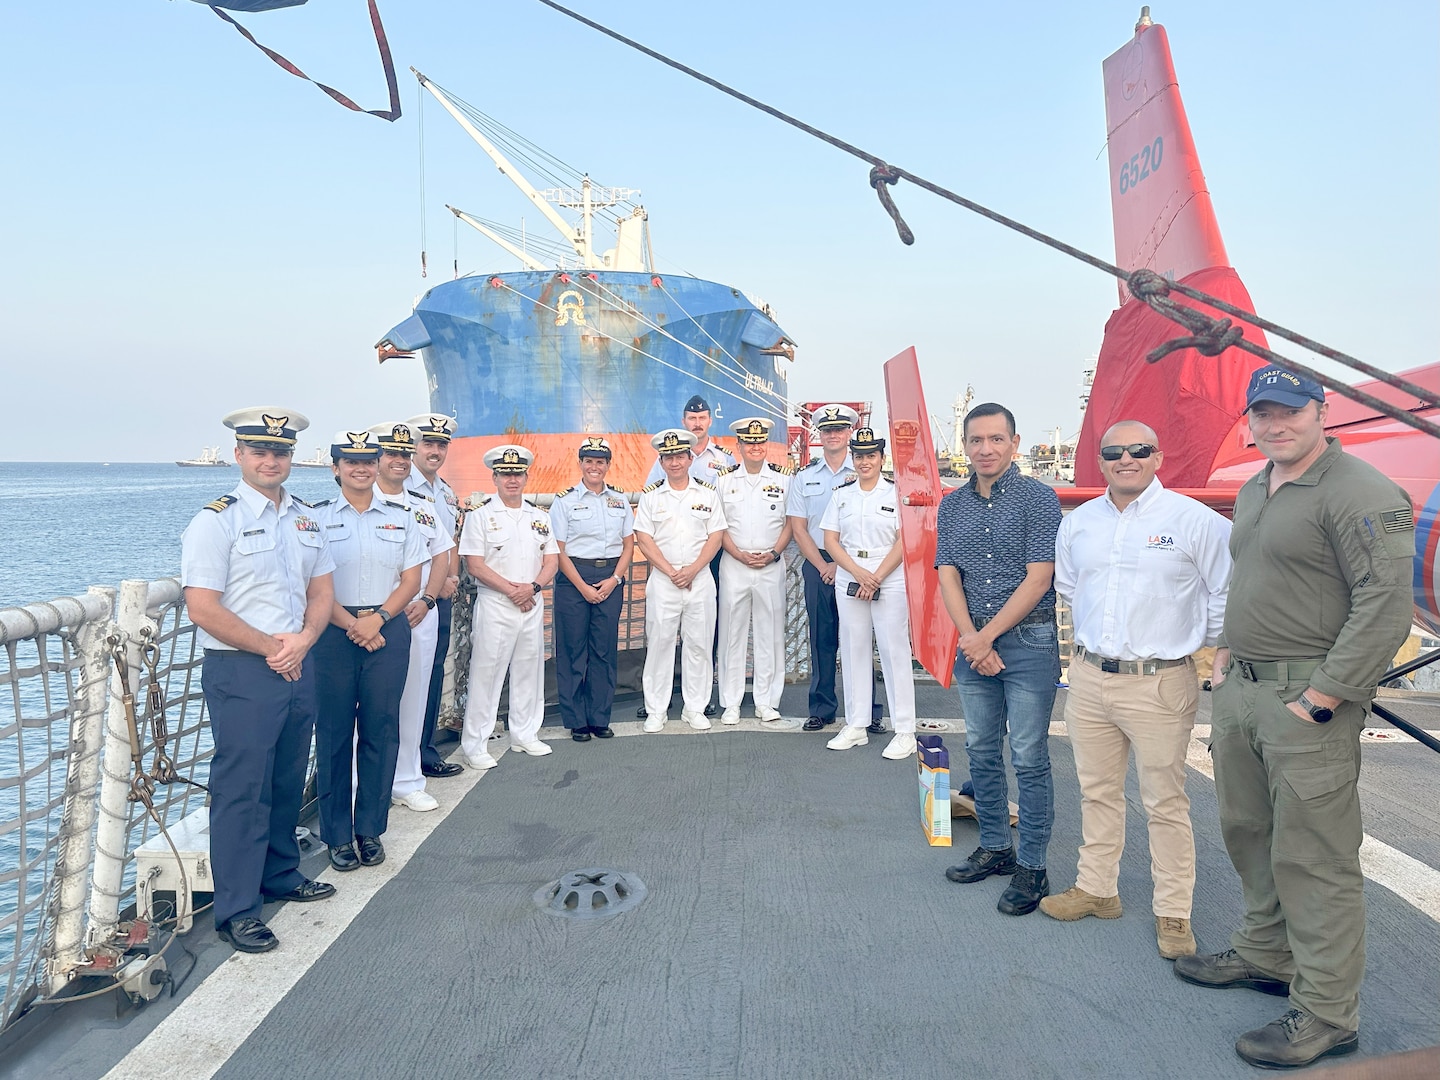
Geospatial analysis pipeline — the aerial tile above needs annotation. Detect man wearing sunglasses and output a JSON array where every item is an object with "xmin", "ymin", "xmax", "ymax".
[
  {"xmin": 1173, "ymin": 366, "xmax": 1415, "ymax": 1069},
  {"xmin": 1045, "ymin": 422, "xmax": 1232, "ymax": 963}
]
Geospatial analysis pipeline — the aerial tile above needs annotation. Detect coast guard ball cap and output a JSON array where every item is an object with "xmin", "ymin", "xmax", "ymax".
[
  {"xmin": 683, "ymin": 395, "xmax": 710, "ymax": 414},
  {"xmin": 224, "ymin": 406, "xmax": 308, "ymax": 449},
  {"xmin": 652, "ymin": 428, "xmax": 697, "ymax": 456},
  {"xmin": 730, "ymin": 416, "xmax": 774, "ymax": 443},
  {"xmin": 577, "ymin": 436, "xmax": 613, "ymax": 460},
  {"xmin": 407, "ymin": 414, "xmax": 457, "ymax": 442},
  {"xmin": 1245, "ymin": 366, "xmax": 1325, "ymax": 410},
  {"xmin": 368, "ymin": 422, "xmax": 419, "ymax": 454},
  {"xmin": 813, "ymin": 404, "xmax": 860, "ymax": 431},
  {"xmin": 330, "ymin": 429, "xmax": 381, "ymax": 460},
  {"xmin": 485, "ymin": 444, "xmax": 533, "ymax": 473},
  {"xmin": 849, "ymin": 427, "xmax": 887, "ymax": 455}
]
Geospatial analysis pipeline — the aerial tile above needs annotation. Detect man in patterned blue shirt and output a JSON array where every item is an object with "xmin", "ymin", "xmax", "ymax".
[{"xmin": 934, "ymin": 402, "xmax": 1063, "ymax": 917}]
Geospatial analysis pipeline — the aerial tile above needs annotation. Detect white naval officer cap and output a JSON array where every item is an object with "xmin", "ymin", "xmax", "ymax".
[
  {"xmin": 812, "ymin": 404, "xmax": 860, "ymax": 431},
  {"xmin": 224, "ymin": 406, "xmax": 309, "ymax": 449},
  {"xmin": 577, "ymin": 436, "xmax": 613, "ymax": 460},
  {"xmin": 406, "ymin": 414, "xmax": 458, "ymax": 442},
  {"xmin": 484, "ymin": 444, "xmax": 533, "ymax": 473},
  {"xmin": 651, "ymin": 428, "xmax": 697, "ymax": 456},
  {"xmin": 329, "ymin": 429, "xmax": 381, "ymax": 460},
  {"xmin": 730, "ymin": 416, "xmax": 774, "ymax": 443},
  {"xmin": 368, "ymin": 422, "xmax": 419, "ymax": 454}
]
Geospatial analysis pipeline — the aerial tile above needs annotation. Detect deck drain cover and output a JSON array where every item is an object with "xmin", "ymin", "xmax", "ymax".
[{"xmin": 535, "ymin": 868, "xmax": 647, "ymax": 920}]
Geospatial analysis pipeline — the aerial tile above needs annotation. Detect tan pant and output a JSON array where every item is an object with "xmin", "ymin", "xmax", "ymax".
[{"xmin": 1065, "ymin": 657, "xmax": 1199, "ymax": 917}]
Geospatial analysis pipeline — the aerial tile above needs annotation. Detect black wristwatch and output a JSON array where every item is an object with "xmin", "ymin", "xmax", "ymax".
[
  {"xmin": 531, "ymin": 581, "xmax": 542, "ymax": 594},
  {"xmin": 1297, "ymin": 692, "xmax": 1334, "ymax": 724},
  {"xmin": 772, "ymin": 550, "xmax": 782, "ymax": 563},
  {"xmin": 420, "ymin": 594, "xmax": 437, "ymax": 610},
  {"xmin": 375, "ymin": 608, "xmax": 393, "ymax": 624}
]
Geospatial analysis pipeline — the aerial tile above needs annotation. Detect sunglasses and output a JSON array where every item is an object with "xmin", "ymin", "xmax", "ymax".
[{"xmin": 1099, "ymin": 443, "xmax": 1159, "ymax": 461}]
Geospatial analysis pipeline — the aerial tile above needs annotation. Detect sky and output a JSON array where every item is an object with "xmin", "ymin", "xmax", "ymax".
[{"xmin": 4, "ymin": 0, "xmax": 1436, "ymax": 462}]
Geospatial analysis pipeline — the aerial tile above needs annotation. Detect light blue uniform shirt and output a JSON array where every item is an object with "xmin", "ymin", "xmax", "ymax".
[
  {"xmin": 550, "ymin": 483, "xmax": 634, "ymax": 558},
  {"xmin": 785, "ymin": 454, "xmax": 855, "ymax": 547},
  {"xmin": 407, "ymin": 465, "xmax": 460, "ymax": 546},
  {"xmin": 313, "ymin": 495, "xmax": 430, "ymax": 607},
  {"xmin": 181, "ymin": 482, "xmax": 336, "ymax": 651}
]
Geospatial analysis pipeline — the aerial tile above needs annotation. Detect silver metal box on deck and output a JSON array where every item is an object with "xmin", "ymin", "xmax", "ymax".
[{"xmin": 133, "ymin": 806, "xmax": 211, "ymax": 933}]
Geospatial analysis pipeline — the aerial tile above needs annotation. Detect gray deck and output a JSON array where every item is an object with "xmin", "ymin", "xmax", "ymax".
[{"xmin": 7, "ymin": 685, "xmax": 1439, "ymax": 1080}]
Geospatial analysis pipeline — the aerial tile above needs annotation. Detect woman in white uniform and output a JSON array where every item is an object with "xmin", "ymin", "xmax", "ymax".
[{"xmin": 819, "ymin": 427, "xmax": 918, "ymax": 759}]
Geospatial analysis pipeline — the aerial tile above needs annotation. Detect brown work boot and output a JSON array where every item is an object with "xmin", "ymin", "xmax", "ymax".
[
  {"xmin": 1038, "ymin": 886, "xmax": 1122, "ymax": 921},
  {"xmin": 1173, "ymin": 949, "xmax": 1289, "ymax": 996},
  {"xmin": 1235, "ymin": 1008, "xmax": 1358, "ymax": 1069},
  {"xmin": 1155, "ymin": 916, "xmax": 1196, "ymax": 959}
]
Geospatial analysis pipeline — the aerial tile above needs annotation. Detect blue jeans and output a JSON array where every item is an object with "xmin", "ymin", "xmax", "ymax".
[{"xmin": 952, "ymin": 621, "xmax": 1060, "ymax": 870}]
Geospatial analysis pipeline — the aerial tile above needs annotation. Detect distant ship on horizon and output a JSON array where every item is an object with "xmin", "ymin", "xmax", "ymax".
[{"xmin": 175, "ymin": 447, "xmax": 230, "ymax": 468}]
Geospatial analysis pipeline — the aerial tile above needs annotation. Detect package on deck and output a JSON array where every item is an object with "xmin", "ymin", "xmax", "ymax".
[{"xmin": 917, "ymin": 734, "xmax": 951, "ymax": 847}]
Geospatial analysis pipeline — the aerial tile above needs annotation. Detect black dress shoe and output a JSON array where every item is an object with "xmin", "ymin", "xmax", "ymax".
[
  {"xmin": 572, "ymin": 729, "xmax": 592, "ymax": 742},
  {"xmin": 217, "ymin": 916, "xmax": 278, "ymax": 953},
  {"xmin": 866, "ymin": 719, "xmax": 887, "ymax": 735},
  {"xmin": 591, "ymin": 726, "xmax": 614, "ymax": 739},
  {"xmin": 945, "ymin": 846, "xmax": 1018, "ymax": 883},
  {"xmin": 356, "ymin": 835, "xmax": 385, "ymax": 866},
  {"xmin": 422, "ymin": 760, "xmax": 464, "ymax": 778},
  {"xmin": 703, "ymin": 702, "xmax": 717, "ymax": 717},
  {"xmin": 802, "ymin": 716, "xmax": 834, "ymax": 732},
  {"xmin": 636, "ymin": 705, "xmax": 648, "ymax": 718},
  {"xmin": 267, "ymin": 878, "xmax": 336, "ymax": 903},
  {"xmin": 997, "ymin": 867, "xmax": 1049, "ymax": 916},
  {"xmin": 328, "ymin": 842, "xmax": 360, "ymax": 872}
]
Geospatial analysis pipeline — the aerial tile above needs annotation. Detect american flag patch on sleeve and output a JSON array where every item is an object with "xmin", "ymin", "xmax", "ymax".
[{"xmin": 1379, "ymin": 507, "xmax": 1414, "ymax": 533}]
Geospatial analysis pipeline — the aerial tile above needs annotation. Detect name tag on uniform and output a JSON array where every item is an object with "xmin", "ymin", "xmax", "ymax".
[
  {"xmin": 571, "ymin": 504, "xmax": 593, "ymax": 519},
  {"xmin": 881, "ymin": 505, "xmax": 895, "ymax": 513},
  {"xmin": 243, "ymin": 528, "xmax": 266, "ymax": 537}
]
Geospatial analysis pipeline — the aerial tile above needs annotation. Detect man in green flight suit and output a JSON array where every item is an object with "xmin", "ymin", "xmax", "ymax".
[{"xmin": 1174, "ymin": 366, "xmax": 1416, "ymax": 1070}]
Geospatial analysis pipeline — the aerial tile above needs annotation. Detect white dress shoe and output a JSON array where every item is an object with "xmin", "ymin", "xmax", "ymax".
[
  {"xmin": 881, "ymin": 733, "xmax": 918, "ymax": 760},
  {"xmin": 642, "ymin": 713, "xmax": 666, "ymax": 733},
  {"xmin": 510, "ymin": 740, "xmax": 554, "ymax": 756},
  {"xmin": 827, "ymin": 726, "xmax": 870, "ymax": 751},
  {"xmin": 720, "ymin": 707, "xmax": 741, "ymax": 725},
  {"xmin": 460, "ymin": 752, "xmax": 499, "ymax": 770},
  {"xmin": 682, "ymin": 711, "xmax": 712, "ymax": 731},
  {"xmin": 755, "ymin": 706, "xmax": 782, "ymax": 723},
  {"xmin": 391, "ymin": 789, "xmax": 440, "ymax": 812}
]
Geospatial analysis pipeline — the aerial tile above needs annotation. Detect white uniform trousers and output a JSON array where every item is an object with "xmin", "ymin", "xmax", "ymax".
[
  {"xmin": 835, "ymin": 574, "xmax": 916, "ymax": 733},
  {"xmin": 390, "ymin": 606, "xmax": 438, "ymax": 797},
  {"xmin": 461, "ymin": 592, "xmax": 546, "ymax": 758},
  {"xmin": 642, "ymin": 570, "xmax": 717, "ymax": 719},
  {"xmin": 717, "ymin": 554, "xmax": 786, "ymax": 711}
]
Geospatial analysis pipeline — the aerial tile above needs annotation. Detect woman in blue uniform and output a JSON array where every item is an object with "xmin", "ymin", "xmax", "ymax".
[{"xmin": 310, "ymin": 430, "xmax": 429, "ymax": 871}]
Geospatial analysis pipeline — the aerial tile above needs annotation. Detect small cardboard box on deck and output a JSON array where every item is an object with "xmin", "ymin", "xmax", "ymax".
[{"xmin": 917, "ymin": 735, "xmax": 952, "ymax": 846}]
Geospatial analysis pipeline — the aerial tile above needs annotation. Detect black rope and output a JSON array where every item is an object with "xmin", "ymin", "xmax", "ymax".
[{"xmin": 534, "ymin": 1, "xmax": 1440, "ymax": 440}]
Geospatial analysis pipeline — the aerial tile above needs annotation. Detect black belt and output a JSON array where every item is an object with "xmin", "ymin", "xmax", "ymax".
[
  {"xmin": 973, "ymin": 609, "xmax": 1054, "ymax": 630},
  {"xmin": 1075, "ymin": 646, "xmax": 1189, "ymax": 676},
  {"xmin": 343, "ymin": 605, "xmax": 383, "ymax": 617},
  {"xmin": 1232, "ymin": 657, "xmax": 1323, "ymax": 683},
  {"xmin": 571, "ymin": 557, "xmax": 620, "ymax": 568}
]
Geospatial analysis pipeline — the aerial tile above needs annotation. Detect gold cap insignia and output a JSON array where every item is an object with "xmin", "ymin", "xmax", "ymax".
[
  {"xmin": 263, "ymin": 414, "xmax": 288, "ymax": 436},
  {"xmin": 347, "ymin": 431, "xmax": 370, "ymax": 449}
]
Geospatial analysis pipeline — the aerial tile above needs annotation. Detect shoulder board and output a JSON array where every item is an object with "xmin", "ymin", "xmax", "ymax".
[
  {"xmin": 306, "ymin": 497, "xmax": 334, "ymax": 507},
  {"xmin": 716, "ymin": 463, "xmax": 740, "ymax": 476},
  {"xmin": 836, "ymin": 475, "xmax": 858, "ymax": 488},
  {"xmin": 641, "ymin": 479, "xmax": 665, "ymax": 493},
  {"xmin": 555, "ymin": 485, "xmax": 576, "ymax": 498},
  {"xmin": 606, "ymin": 483, "xmax": 627, "ymax": 495},
  {"xmin": 476, "ymin": 495, "xmax": 493, "ymax": 507},
  {"xmin": 203, "ymin": 494, "xmax": 237, "ymax": 513},
  {"xmin": 383, "ymin": 499, "xmax": 408, "ymax": 512},
  {"xmin": 767, "ymin": 462, "xmax": 796, "ymax": 476},
  {"xmin": 407, "ymin": 488, "xmax": 435, "ymax": 502},
  {"xmin": 694, "ymin": 479, "xmax": 716, "ymax": 491},
  {"xmin": 800, "ymin": 458, "xmax": 823, "ymax": 470},
  {"xmin": 717, "ymin": 445, "xmax": 734, "ymax": 457},
  {"xmin": 883, "ymin": 476, "xmax": 896, "ymax": 484}
]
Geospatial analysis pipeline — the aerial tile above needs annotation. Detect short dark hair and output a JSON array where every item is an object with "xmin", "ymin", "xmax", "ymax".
[{"xmin": 964, "ymin": 402, "xmax": 1016, "ymax": 438}]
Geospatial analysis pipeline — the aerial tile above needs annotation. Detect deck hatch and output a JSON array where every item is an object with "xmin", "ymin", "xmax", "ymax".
[{"xmin": 534, "ymin": 868, "xmax": 648, "ymax": 920}]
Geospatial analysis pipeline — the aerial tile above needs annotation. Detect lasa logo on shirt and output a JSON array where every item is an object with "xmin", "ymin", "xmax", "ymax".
[
  {"xmin": 294, "ymin": 516, "xmax": 320, "ymax": 533},
  {"xmin": 1147, "ymin": 535, "xmax": 1175, "ymax": 549}
]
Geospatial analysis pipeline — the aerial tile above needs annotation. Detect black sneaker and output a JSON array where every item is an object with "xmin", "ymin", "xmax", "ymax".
[
  {"xmin": 997, "ymin": 867, "xmax": 1050, "ymax": 915},
  {"xmin": 945, "ymin": 846, "xmax": 1017, "ymax": 883}
]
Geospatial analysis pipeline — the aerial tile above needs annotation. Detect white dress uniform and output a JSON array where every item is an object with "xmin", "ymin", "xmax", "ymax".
[
  {"xmin": 458, "ymin": 495, "xmax": 559, "ymax": 756},
  {"xmin": 715, "ymin": 461, "xmax": 792, "ymax": 716},
  {"xmin": 819, "ymin": 474, "xmax": 917, "ymax": 734},
  {"xmin": 374, "ymin": 479, "xmax": 455, "ymax": 798},
  {"xmin": 634, "ymin": 476, "xmax": 727, "ymax": 723},
  {"xmin": 644, "ymin": 440, "xmax": 734, "ymax": 487}
]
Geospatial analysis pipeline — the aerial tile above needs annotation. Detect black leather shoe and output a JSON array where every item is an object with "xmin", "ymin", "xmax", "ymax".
[
  {"xmin": 356, "ymin": 835, "xmax": 385, "ymax": 866},
  {"xmin": 997, "ymin": 867, "xmax": 1050, "ymax": 915},
  {"xmin": 636, "ymin": 705, "xmax": 648, "ymax": 718},
  {"xmin": 866, "ymin": 719, "xmax": 887, "ymax": 735},
  {"xmin": 1235, "ymin": 1008, "xmax": 1358, "ymax": 1069},
  {"xmin": 572, "ymin": 729, "xmax": 592, "ymax": 742},
  {"xmin": 802, "ymin": 716, "xmax": 834, "ymax": 732},
  {"xmin": 591, "ymin": 726, "xmax": 614, "ymax": 739},
  {"xmin": 328, "ymin": 842, "xmax": 360, "ymax": 872},
  {"xmin": 945, "ymin": 846, "xmax": 1018, "ymax": 883},
  {"xmin": 703, "ymin": 702, "xmax": 717, "ymax": 717},
  {"xmin": 422, "ymin": 760, "xmax": 464, "ymax": 778},
  {"xmin": 1174, "ymin": 949, "xmax": 1291, "ymax": 996},
  {"xmin": 217, "ymin": 916, "xmax": 278, "ymax": 953},
  {"xmin": 267, "ymin": 878, "xmax": 336, "ymax": 903}
]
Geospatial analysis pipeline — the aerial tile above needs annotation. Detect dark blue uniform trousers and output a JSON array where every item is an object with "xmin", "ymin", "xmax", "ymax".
[
  {"xmin": 802, "ymin": 553, "xmax": 881, "ymax": 721},
  {"xmin": 201, "ymin": 649, "xmax": 317, "ymax": 929},
  {"xmin": 554, "ymin": 563, "xmax": 622, "ymax": 731},
  {"xmin": 419, "ymin": 596, "xmax": 452, "ymax": 769},
  {"xmin": 312, "ymin": 618, "xmax": 411, "ymax": 846}
]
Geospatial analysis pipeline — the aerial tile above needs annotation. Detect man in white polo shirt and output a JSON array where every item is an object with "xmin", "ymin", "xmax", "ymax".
[{"xmin": 1044, "ymin": 420, "xmax": 1232, "ymax": 960}]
